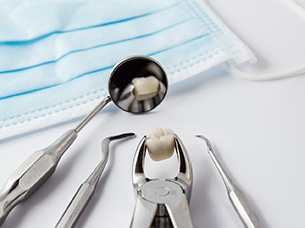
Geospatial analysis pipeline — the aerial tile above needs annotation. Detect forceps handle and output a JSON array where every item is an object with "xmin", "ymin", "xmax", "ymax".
[{"xmin": 0, "ymin": 130, "xmax": 77, "ymax": 226}]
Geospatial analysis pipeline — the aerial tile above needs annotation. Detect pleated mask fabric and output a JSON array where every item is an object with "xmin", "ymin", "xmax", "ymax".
[{"xmin": 0, "ymin": 0, "xmax": 256, "ymax": 140}]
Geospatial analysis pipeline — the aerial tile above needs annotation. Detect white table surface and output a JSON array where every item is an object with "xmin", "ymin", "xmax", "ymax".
[{"xmin": 1, "ymin": 0, "xmax": 305, "ymax": 227}]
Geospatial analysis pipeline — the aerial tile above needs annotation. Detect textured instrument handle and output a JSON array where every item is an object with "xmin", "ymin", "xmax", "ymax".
[
  {"xmin": 0, "ymin": 130, "xmax": 77, "ymax": 226},
  {"xmin": 56, "ymin": 183, "xmax": 95, "ymax": 228},
  {"xmin": 0, "ymin": 151, "xmax": 57, "ymax": 225}
]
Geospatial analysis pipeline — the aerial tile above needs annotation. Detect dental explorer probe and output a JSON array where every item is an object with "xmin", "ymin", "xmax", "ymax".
[
  {"xmin": 0, "ymin": 56, "xmax": 168, "ymax": 225},
  {"xmin": 196, "ymin": 135, "xmax": 262, "ymax": 228},
  {"xmin": 56, "ymin": 132, "xmax": 135, "ymax": 228}
]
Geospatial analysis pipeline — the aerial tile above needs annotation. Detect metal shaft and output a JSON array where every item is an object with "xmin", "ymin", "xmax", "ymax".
[
  {"xmin": 0, "ymin": 96, "xmax": 113, "ymax": 226},
  {"xmin": 56, "ymin": 133, "xmax": 135, "ymax": 228},
  {"xmin": 196, "ymin": 135, "xmax": 262, "ymax": 228},
  {"xmin": 75, "ymin": 96, "xmax": 112, "ymax": 133}
]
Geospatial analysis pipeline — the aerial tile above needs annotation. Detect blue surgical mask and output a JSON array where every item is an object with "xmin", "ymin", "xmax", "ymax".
[{"xmin": 0, "ymin": 0, "xmax": 256, "ymax": 140}]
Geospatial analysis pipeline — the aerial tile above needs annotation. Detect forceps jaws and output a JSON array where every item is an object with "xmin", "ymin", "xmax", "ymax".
[
  {"xmin": 132, "ymin": 135, "xmax": 193, "ymax": 192},
  {"xmin": 173, "ymin": 135, "xmax": 193, "ymax": 200},
  {"xmin": 131, "ymin": 134, "xmax": 194, "ymax": 228},
  {"xmin": 132, "ymin": 136, "xmax": 148, "ymax": 189}
]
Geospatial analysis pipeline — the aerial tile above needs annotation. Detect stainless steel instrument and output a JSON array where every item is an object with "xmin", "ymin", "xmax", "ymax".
[
  {"xmin": 196, "ymin": 135, "xmax": 262, "ymax": 228},
  {"xmin": 55, "ymin": 132, "xmax": 135, "ymax": 228},
  {"xmin": 130, "ymin": 134, "xmax": 193, "ymax": 228},
  {"xmin": 0, "ymin": 56, "xmax": 168, "ymax": 225}
]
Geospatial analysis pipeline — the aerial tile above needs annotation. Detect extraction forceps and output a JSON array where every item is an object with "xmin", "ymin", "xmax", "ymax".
[
  {"xmin": 130, "ymin": 134, "xmax": 193, "ymax": 228},
  {"xmin": 55, "ymin": 132, "xmax": 135, "ymax": 228},
  {"xmin": 196, "ymin": 135, "xmax": 262, "ymax": 228}
]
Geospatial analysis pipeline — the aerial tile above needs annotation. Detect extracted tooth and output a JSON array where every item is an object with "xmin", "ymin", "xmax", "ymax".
[
  {"xmin": 132, "ymin": 76, "xmax": 159, "ymax": 101},
  {"xmin": 146, "ymin": 128, "xmax": 175, "ymax": 161}
]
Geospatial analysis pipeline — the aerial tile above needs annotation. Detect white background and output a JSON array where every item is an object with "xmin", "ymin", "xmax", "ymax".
[{"xmin": 1, "ymin": 0, "xmax": 305, "ymax": 227}]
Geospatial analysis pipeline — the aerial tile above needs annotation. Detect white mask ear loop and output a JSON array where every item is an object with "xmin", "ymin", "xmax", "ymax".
[
  {"xmin": 227, "ymin": 0, "xmax": 305, "ymax": 81},
  {"xmin": 226, "ymin": 61, "xmax": 305, "ymax": 81}
]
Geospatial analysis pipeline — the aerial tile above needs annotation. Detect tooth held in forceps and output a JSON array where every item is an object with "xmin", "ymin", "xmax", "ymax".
[
  {"xmin": 132, "ymin": 76, "xmax": 159, "ymax": 101},
  {"xmin": 146, "ymin": 128, "xmax": 175, "ymax": 161}
]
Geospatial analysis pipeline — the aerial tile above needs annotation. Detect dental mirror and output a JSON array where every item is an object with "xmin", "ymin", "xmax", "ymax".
[
  {"xmin": 109, "ymin": 55, "xmax": 168, "ymax": 114},
  {"xmin": 75, "ymin": 55, "xmax": 168, "ymax": 132},
  {"xmin": 0, "ymin": 56, "xmax": 168, "ymax": 226}
]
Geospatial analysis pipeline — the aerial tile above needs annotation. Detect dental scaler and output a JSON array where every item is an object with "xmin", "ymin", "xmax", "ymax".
[
  {"xmin": 55, "ymin": 132, "xmax": 135, "ymax": 228},
  {"xmin": 196, "ymin": 135, "xmax": 262, "ymax": 228}
]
